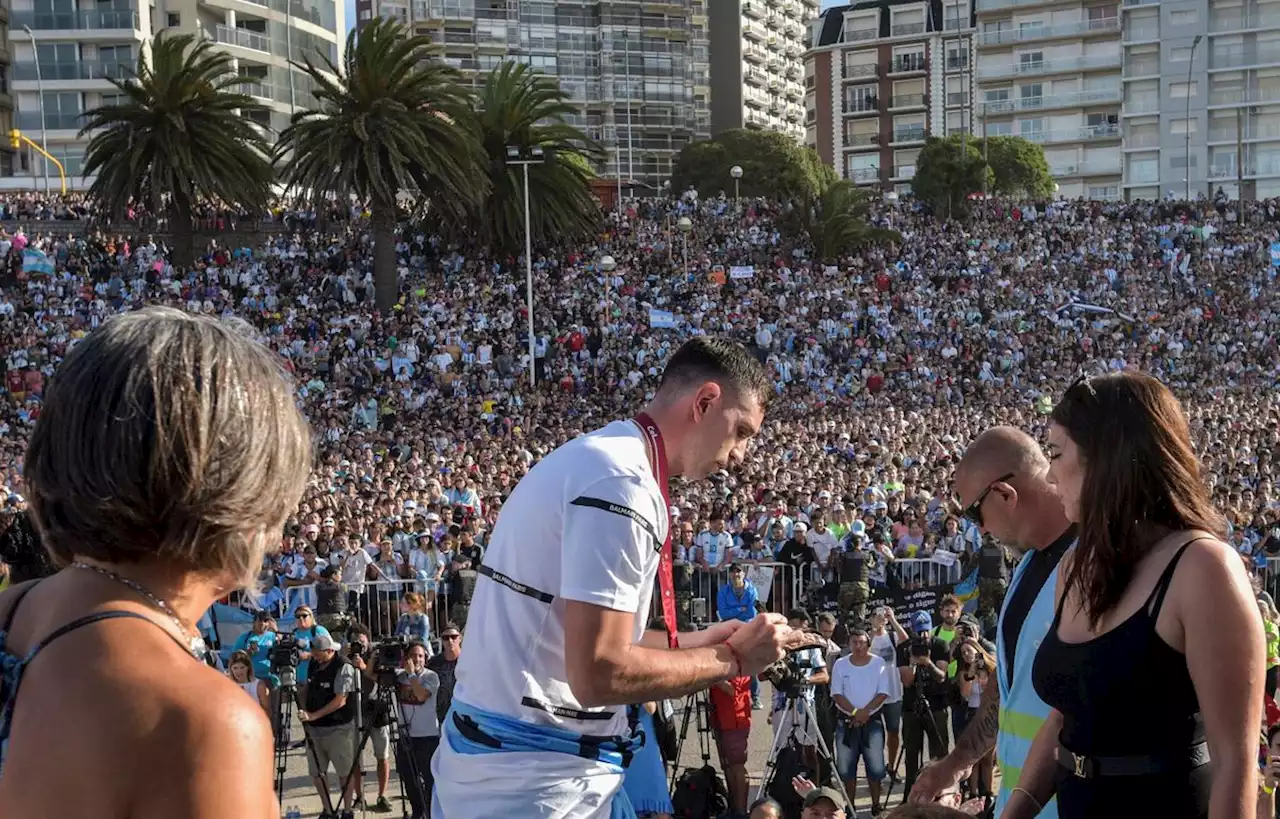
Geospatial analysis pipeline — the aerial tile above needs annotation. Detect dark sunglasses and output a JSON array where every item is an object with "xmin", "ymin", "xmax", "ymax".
[
  {"xmin": 962, "ymin": 472, "xmax": 1015, "ymax": 528},
  {"xmin": 441, "ymin": 634, "xmax": 461, "ymax": 641},
  {"xmin": 296, "ymin": 612, "xmax": 313, "ymax": 619}
]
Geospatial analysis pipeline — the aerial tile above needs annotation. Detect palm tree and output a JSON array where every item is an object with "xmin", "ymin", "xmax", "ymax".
[
  {"xmin": 79, "ymin": 32, "xmax": 274, "ymax": 268},
  {"xmin": 472, "ymin": 62, "xmax": 603, "ymax": 254},
  {"xmin": 276, "ymin": 18, "xmax": 483, "ymax": 311},
  {"xmin": 818, "ymin": 181, "xmax": 901, "ymax": 261}
]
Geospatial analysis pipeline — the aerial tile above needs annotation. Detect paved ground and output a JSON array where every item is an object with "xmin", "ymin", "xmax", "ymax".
[{"xmin": 277, "ymin": 683, "xmax": 989, "ymax": 818}]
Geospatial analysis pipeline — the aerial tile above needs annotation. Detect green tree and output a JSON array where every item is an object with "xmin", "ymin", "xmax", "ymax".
[
  {"xmin": 818, "ymin": 180, "xmax": 901, "ymax": 260},
  {"xmin": 275, "ymin": 18, "xmax": 483, "ymax": 311},
  {"xmin": 912, "ymin": 135, "xmax": 990, "ymax": 220},
  {"xmin": 671, "ymin": 129, "xmax": 835, "ymax": 201},
  {"xmin": 79, "ymin": 32, "xmax": 274, "ymax": 268},
  {"xmin": 986, "ymin": 135, "xmax": 1054, "ymax": 199},
  {"xmin": 471, "ymin": 62, "xmax": 603, "ymax": 254}
]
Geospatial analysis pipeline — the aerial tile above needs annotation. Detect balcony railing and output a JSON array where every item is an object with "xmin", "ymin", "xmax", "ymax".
[
  {"xmin": 979, "ymin": 88, "xmax": 1122, "ymax": 113},
  {"xmin": 1208, "ymin": 123, "xmax": 1280, "ymax": 141},
  {"xmin": 892, "ymin": 126, "xmax": 927, "ymax": 142},
  {"xmin": 12, "ymin": 60, "xmax": 131, "ymax": 82},
  {"xmin": 16, "ymin": 111, "xmax": 85, "ymax": 130},
  {"xmin": 849, "ymin": 167, "xmax": 881, "ymax": 182},
  {"xmin": 1124, "ymin": 98, "xmax": 1161, "ymax": 114},
  {"xmin": 979, "ymin": 16, "xmax": 1118, "ymax": 45},
  {"xmin": 976, "ymin": 52, "xmax": 1121, "ymax": 78},
  {"xmin": 1124, "ymin": 130, "xmax": 1161, "ymax": 148},
  {"xmin": 891, "ymin": 22, "xmax": 926, "ymax": 35},
  {"xmin": 846, "ymin": 132, "xmax": 879, "ymax": 146},
  {"xmin": 843, "ymin": 98, "xmax": 879, "ymax": 114},
  {"xmin": 892, "ymin": 93, "xmax": 926, "ymax": 107},
  {"xmin": 844, "ymin": 64, "xmax": 878, "ymax": 78},
  {"xmin": 1019, "ymin": 123, "xmax": 1121, "ymax": 144},
  {"xmin": 1124, "ymin": 59, "xmax": 1160, "ymax": 77},
  {"xmin": 1209, "ymin": 89, "xmax": 1280, "ymax": 106},
  {"xmin": 1123, "ymin": 26, "xmax": 1160, "ymax": 41},
  {"xmin": 215, "ymin": 25, "xmax": 272, "ymax": 53},
  {"xmin": 893, "ymin": 164, "xmax": 917, "ymax": 178},
  {"xmin": 10, "ymin": 8, "xmax": 139, "ymax": 30},
  {"xmin": 844, "ymin": 28, "xmax": 878, "ymax": 42},
  {"xmin": 946, "ymin": 56, "xmax": 970, "ymax": 70},
  {"xmin": 891, "ymin": 55, "xmax": 927, "ymax": 72},
  {"xmin": 1051, "ymin": 160, "xmax": 1123, "ymax": 176},
  {"xmin": 1211, "ymin": 44, "xmax": 1280, "ymax": 70},
  {"xmin": 1209, "ymin": 11, "xmax": 1280, "ymax": 32},
  {"xmin": 947, "ymin": 91, "xmax": 967, "ymax": 106}
]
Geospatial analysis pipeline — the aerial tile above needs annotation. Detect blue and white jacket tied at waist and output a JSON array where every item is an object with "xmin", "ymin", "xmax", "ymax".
[{"xmin": 440, "ymin": 698, "xmax": 644, "ymax": 819}]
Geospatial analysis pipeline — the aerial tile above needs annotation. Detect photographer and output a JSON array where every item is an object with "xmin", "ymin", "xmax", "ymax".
[
  {"xmin": 395, "ymin": 640, "xmax": 439, "ymax": 819},
  {"xmin": 299, "ymin": 633, "xmax": 360, "ymax": 818},
  {"xmin": 896, "ymin": 611, "xmax": 951, "ymax": 795},
  {"xmin": 344, "ymin": 623, "xmax": 394, "ymax": 813}
]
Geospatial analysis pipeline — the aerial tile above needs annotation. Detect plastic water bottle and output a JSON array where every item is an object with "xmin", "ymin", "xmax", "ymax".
[{"xmin": 284, "ymin": 807, "xmax": 301, "ymax": 819}]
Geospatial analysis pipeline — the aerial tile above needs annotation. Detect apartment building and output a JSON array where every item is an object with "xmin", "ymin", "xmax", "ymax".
[
  {"xmin": 973, "ymin": 0, "xmax": 1121, "ymax": 199},
  {"xmin": 1123, "ymin": 0, "xmax": 1280, "ymax": 200},
  {"xmin": 0, "ymin": 0, "xmax": 13, "ymax": 178},
  {"xmin": 706, "ymin": 0, "xmax": 818, "ymax": 141},
  {"xmin": 806, "ymin": 0, "xmax": 977, "ymax": 194},
  {"xmin": 358, "ymin": 0, "xmax": 710, "ymax": 189},
  {"xmin": 3, "ymin": 0, "xmax": 343, "ymax": 191}
]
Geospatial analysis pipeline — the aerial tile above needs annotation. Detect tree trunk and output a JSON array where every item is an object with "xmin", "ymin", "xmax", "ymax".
[
  {"xmin": 171, "ymin": 201, "xmax": 195, "ymax": 271},
  {"xmin": 371, "ymin": 198, "xmax": 398, "ymax": 313}
]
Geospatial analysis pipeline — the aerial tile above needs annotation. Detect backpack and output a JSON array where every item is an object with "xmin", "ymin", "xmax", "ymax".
[
  {"xmin": 671, "ymin": 764, "xmax": 728, "ymax": 819},
  {"xmin": 765, "ymin": 739, "xmax": 813, "ymax": 819}
]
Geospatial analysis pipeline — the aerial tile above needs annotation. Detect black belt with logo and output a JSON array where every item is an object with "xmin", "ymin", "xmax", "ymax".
[{"xmin": 1056, "ymin": 740, "xmax": 1210, "ymax": 779}]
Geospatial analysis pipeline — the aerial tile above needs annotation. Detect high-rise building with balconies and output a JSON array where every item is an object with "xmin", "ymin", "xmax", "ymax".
[
  {"xmin": 356, "ymin": 0, "xmax": 710, "ymax": 193},
  {"xmin": 0, "ymin": 0, "xmax": 13, "ymax": 178},
  {"xmin": 974, "ymin": 0, "xmax": 1121, "ymax": 199},
  {"xmin": 1122, "ymin": 0, "xmax": 1280, "ymax": 200},
  {"xmin": 805, "ymin": 0, "xmax": 976, "ymax": 193},
  {"xmin": 706, "ymin": 0, "xmax": 817, "ymax": 140},
  {"xmin": 3, "ymin": 0, "xmax": 343, "ymax": 191}
]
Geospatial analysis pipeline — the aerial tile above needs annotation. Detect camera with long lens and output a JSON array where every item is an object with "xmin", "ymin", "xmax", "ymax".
[
  {"xmin": 373, "ymin": 635, "xmax": 411, "ymax": 687},
  {"xmin": 270, "ymin": 635, "xmax": 301, "ymax": 688},
  {"xmin": 908, "ymin": 637, "xmax": 944, "ymax": 715},
  {"xmin": 759, "ymin": 631, "xmax": 826, "ymax": 697}
]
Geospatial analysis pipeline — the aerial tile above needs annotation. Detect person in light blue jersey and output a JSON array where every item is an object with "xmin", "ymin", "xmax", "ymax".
[
  {"xmin": 908, "ymin": 427, "xmax": 1072, "ymax": 818},
  {"xmin": 290, "ymin": 605, "xmax": 331, "ymax": 685}
]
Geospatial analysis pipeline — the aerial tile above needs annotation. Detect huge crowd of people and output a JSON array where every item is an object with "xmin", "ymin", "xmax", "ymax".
[{"xmin": 2, "ymin": 189, "xmax": 1280, "ymax": 819}]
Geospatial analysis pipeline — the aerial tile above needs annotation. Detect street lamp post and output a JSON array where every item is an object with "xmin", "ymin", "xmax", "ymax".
[
  {"xmin": 1186, "ymin": 34, "xmax": 1203, "ymax": 202},
  {"xmin": 505, "ymin": 145, "xmax": 547, "ymax": 387},
  {"xmin": 600, "ymin": 255, "xmax": 616, "ymax": 316},
  {"xmin": 23, "ymin": 25, "xmax": 49, "ymax": 195},
  {"xmin": 730, "ymin": 164, "xmax": 743, "ymax": 202},
  {"xmin": 677, "ymin": 216, "xmax": 692, "ymax": 279}
]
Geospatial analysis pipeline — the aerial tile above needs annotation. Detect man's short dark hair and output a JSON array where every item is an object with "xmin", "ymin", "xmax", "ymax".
[
  {"xmin": 658, "ymin": 337, "xmax": 770, "ymax": 406},
  {"xmin": 787, "ymin": 607, "xmax": 810, "ymax": 625},
  {"xmin": 747, "ymin": 796, "xmax": 783, "ymax": 819}
]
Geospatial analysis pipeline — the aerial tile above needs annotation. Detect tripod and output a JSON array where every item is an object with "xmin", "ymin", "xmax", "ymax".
[
  {"xmin": 666, "ymin": 689, "xmax": 730, "ymax": 819},
  {"xmin": 335, "ymin": 671, "xmax": 418, "ymax": 819},
  {"xmin": 756, "ymin": 692, "xmax": 854, "ymax": 818},
  {"xmin": 271, "ymin": 667, "xmax": 336, "ymax": 818}
]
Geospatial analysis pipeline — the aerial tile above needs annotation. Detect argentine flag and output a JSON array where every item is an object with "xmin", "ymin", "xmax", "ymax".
[{"xmin": 21, "ymin": 247, "xmax": 54, "ymax": 277}]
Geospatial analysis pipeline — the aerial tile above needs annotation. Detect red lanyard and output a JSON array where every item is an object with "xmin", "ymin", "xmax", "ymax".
[{"xmin": 633, "ymin": 412, "xmax": 679, "ymax": 649}]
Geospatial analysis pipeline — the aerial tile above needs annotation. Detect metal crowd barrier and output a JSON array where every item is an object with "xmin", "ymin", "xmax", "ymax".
[
  {"xmin": 656, "ymin": 561, "xmax": 803, "ymax": 627},
  {"xmin": 891, "ymin": 557, "xmax": 963, "ymax": 587}
]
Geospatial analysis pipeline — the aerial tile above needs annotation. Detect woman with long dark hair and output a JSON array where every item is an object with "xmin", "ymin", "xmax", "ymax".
[{"xmin": 1005, "ymin": 372, "xmax": 1262, "ymax": 819}]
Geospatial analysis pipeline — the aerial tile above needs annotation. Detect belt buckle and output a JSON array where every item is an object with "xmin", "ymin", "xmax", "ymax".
[{"xmin": 1071, "ymin": 751, "xmax": 1087, "ymax": 778}]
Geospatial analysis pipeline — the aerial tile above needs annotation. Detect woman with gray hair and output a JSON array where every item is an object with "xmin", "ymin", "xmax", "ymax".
[{"xmin": 0, "ymin": 307, "xmax": 312, "ymax": 818}]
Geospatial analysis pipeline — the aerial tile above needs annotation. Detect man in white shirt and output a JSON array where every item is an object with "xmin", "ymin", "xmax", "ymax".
[
  {"xmin": 806, "ymin": 510, "xmax": 840, "ymax": 583},
  {"xmin": 830, "ymin": 629, "xmax": 891, "ymax": 815},
  {"xmin": 432, "ymin": 337, "xmax": 804, "ymax": 819}
]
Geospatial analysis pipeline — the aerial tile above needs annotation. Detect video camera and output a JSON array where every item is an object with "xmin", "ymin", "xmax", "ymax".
[
  {"xmin": 349, "ymin": 633, "xmax": 412, "ymax": 688},
  {"xmin": 759, "ymin": 630, "xmax": 827, "ymax": 698},
  {"xmin": 270, "ymin": 635, "xmax": 301, "ymax": 688}
]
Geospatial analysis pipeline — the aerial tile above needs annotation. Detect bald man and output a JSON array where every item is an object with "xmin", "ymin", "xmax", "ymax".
[{"xmin": 909, "ymin": 427, "xmax": 1073, "ymax": 818}]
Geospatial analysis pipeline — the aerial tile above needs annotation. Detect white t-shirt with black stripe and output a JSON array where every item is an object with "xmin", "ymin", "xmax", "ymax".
[{"xmin": 433, "ymin": 419, "xmax": 666, "ymax": 819}]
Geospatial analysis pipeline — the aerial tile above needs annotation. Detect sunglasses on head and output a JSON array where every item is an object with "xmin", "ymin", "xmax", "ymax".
[{"xmin": 962, "ymin": 472, "xmax": 1015, "ymax": 528}]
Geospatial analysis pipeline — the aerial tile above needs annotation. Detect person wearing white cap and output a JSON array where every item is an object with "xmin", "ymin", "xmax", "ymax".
[{"xmin": 432, "ymin": 338, "xmax": 807, "ymax": 819}]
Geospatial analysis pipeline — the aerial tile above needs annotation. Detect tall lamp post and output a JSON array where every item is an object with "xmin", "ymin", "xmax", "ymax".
[
  {"xmin": 506, "ymin": 145, "xmax": 547, "ymax": 387},
  {"xmin": 23, "ymin": 25, "xmax": 49, "ymax": 195},
  {"xmin": 677, "ymin": 216, "xmax": 692, "ymax": 279},
  {"xmin": 1185, "ymin": 34, "xmax": 1203, "ymax": 201},
  {"xmin": 599, "ymin": 254, "xmax": 616, "ymax": 316},
  {"xmin": 730, "ymin": 164, "xmax": 743, "ymax": 202}
]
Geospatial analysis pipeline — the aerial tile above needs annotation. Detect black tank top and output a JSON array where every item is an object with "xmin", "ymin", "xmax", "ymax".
[{"xmin": 1032, "ymin": 539, "xmax": 1210, "ymax": 818}]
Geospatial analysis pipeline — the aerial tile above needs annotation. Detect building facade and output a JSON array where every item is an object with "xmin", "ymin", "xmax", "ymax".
[
  {"xmin": 0, "ymin": 0, "xmax": 13, "ymax": 178},
  {"xmin": 975, "ymin": 0, "xmax": 1121, "ymax": 200},
  {"xmin": 1122, "ymin": 0, "xmax": 1280, "ymax": 200},
  {"xmin": 2, "ymin": 0, "xmax": 342, "ymax": 191},
  {"xmin": 358, "ymin": 0, "xmax": 710, "ymax": 190},
  {"xmin": 706, "ymin": 0, "xmax": 817, "ymax": 140},
  {"xmin": 806, "ymin": 0, "xmax": 977, "ymax": 194}
]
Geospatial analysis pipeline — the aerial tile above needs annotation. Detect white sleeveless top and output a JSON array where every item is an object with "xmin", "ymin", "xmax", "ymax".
[{"xmin": 238, "ymin": 680, "xmax": 259, "ymax": 700}]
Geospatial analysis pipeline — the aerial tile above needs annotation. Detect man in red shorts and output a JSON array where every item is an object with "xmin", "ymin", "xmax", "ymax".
[{"xmin": 711, "ymin": 673, "xmax": 754, "ymax": 818}]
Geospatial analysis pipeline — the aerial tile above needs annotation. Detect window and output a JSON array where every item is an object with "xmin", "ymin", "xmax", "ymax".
[
  {"xmin": 359, "ymin": 8, "xmax": 371, "ymax": 19},
  {"xmin": 166, "ymin": 12, "xmax": 180, "ymax": 27},
  {"xmin": 1170, "ymin": 117, "xmax": 1197, "ymax": 134},
  {"xmin": 1018, "ymin": 19, "xmax": 1044, "ymax": 37},
  {"xmin": 1169, "ymin": 8, "xmax": 1198, "ymax": 25},
  {"xmin": 1170, "ymin": 46, "xmax": 1193, "ymax": 62},
  {"xmin": 1088, "ymin": 5, "xmax": 1117, "ymax": 21},
  {"xmin": 1019, "ymin": 51, "xmax": 1044, "ymax": 72},
  {"xmin": 1171, "ymin": 81, "xmax": 1198, "ymax": 98},
  {"xmin": 946, "ymin": 44, "xmax": 968, "ymax": 70},
  {"xmin": 987, "ymin": 121, "xmax": 1013, "ymax": 136},
  {"xmin": 1128, "ymin": 155, "xmax": 1158, "ymax": 183},
  {"xmin": 1170, "ymin": 153, "xmax": 1198, "ymax": 168},
  {"xmin": 1019, "ymin": 117, "xmax": 1045, "ymax": 133}
]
